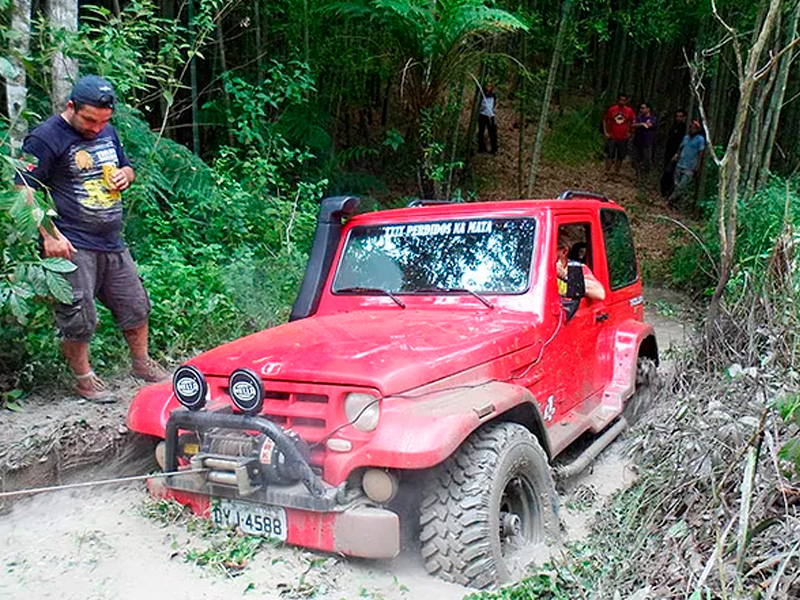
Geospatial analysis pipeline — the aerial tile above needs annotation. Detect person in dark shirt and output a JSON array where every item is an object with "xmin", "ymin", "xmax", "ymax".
[
  {"xmin": 16, "ymin": 76, "xmax": 168, "ymax": 402},
  {"xmin": 660, "ymin": 109, "xmax": 687, "ymax": 197},
  {"xmin": 631, "ymin": 102, "xmax": 657, "ymax": 180}
]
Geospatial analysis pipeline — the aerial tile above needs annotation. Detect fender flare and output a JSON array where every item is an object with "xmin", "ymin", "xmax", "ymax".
[
  {"xmin": 322, "ymin": 380, "xmax": 550, "ymax": 485},
  {"xmin": 603, "ymin": 319, "xmax": 658, "ymax": 409}
]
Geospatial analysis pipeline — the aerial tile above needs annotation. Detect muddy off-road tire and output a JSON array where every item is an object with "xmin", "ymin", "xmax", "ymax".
[
  {"xmin": 419, "ymin": 422, "xmax": 559, "ymax": 589},
  {"xmin": 623, "ymin": 356, "xmax": 659, "ymax": 423}
]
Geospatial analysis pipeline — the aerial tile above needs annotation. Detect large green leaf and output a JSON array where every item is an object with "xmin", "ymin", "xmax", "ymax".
[
  {"xmin": 45, "ymin": 270, "xmax": 74, "ymax": 304},
  {"xmin": 25, "ymin": 265, "xmax": 49, "ymax": 296},
  {"xmin": 10, "ymin": 282, "xmax": 33, "ymax": 299},
  {"xmin": 41, "ymin": 257, "xmax": 78, "ymax": 274},
  {"xmin": 0, "ymin": 56, "xmax": 18, "ymax": 80},
  {"xmin": 8, "ymin": 293, "xmax": 29, "ymax": 325}
]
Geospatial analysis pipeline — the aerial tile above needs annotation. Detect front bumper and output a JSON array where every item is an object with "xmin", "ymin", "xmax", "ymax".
[{"xmin": 158, "ymin": 409, "xmax": 400, "ymax": 559}]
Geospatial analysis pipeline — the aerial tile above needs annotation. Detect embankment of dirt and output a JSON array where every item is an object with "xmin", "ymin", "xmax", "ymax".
[{"xmin": 0, "ymin": 378, "xmax": 156, "ymax": 498}]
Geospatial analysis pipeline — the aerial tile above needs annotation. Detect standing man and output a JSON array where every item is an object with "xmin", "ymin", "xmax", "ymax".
[
  {"xmin": 477, "ymin": 84, "xmax": 498, "ymax": 155},
  {"xmin": 660, "ymin": 109, "xmax": 687, "ymax": 197},
  {"xmin": 668, "ymin": 119, "xmax": 706, "ymax": 208},
  {"xmin": 631, "ymin": 102, "xmax": 657, "ymax": 180},
  {"xmin": 16, "ymin": 75, "xmax": 168, "ymax": 402},
  {"xmin": 603, "ymin": 93, "xmax": 636, "ymax": 177}
]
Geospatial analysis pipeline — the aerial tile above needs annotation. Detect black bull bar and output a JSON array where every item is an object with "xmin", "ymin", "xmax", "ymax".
[{"xmin": 165, "ymin": 410, "xmax": 326, "ymax": 497}]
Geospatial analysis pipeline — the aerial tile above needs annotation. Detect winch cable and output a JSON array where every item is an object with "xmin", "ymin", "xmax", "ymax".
[{"xmin": 0, "ymin": 468, "xmax": 208, "ymax": 501}]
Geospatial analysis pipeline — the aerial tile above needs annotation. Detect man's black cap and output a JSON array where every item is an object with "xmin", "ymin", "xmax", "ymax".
[{"xmin": 70, "ymin": 75, "xmax": 116, "ymax": 109}]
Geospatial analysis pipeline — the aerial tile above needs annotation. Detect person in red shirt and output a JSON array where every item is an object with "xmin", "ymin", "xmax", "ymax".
[{"xmin": 603, "ymin": 94, "xmax": 636, "ymax": 177}]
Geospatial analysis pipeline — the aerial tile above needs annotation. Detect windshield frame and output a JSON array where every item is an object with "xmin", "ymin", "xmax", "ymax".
[{"xmin": 330, "ymin": 216, "xmax": 538, "ymax": 297}]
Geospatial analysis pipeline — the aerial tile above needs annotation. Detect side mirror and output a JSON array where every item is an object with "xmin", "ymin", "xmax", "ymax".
[{"xmin": 561, "ymin": 261, "xmax": 585, "ymax": 321}]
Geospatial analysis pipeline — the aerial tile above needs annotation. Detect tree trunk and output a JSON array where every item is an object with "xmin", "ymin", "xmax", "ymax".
[
  {"xmin": 757, "ymin": 0, "xmax": 800, "ymax": 188},
  {"xmin": 254, "ymin": 3, "xmax": 264, "ymax": 83},
  {"xmin": 517, "ymin": 33, "xmax": 528, "ymax": 197},
  {"xmin": 7, "ymin": 0, "xmax": 31, "ymax": 154},
  {"xmin": 445, "ymin": 78, "xmax": 466, "ymax": 200},
  {"xmin": 214, "ymin": 14, "xmax": 235, "ymax": 146},
  {"xmin": 527, "ymin": 0, "xmax": 572, "ymax": 196},
  {"xmin": 706, "ymin": 0, "xmax": 783, "ymax": 336},
  {"xmin": 609, "ymin": 26, "xmax": 628, "ymax": 98},
  {"xmin": 188, "ymin": 0, "xmax": 200, "ymax": 154},
  {"xmin": 48, "ymin": 0, "xmax": 79, "ymax": 112}
]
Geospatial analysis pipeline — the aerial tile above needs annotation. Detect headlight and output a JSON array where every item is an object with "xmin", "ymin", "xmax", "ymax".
[
  {"xmin": 228, "ymin": 368, "xmax": 264, "ymax": 415},
  {"xmin": 173, "ymin": 365, "xmax": 208, "ymax": 411},
  {"xmin": 344, "ymin": 392, "xmax": 381, "ymax": 432}
]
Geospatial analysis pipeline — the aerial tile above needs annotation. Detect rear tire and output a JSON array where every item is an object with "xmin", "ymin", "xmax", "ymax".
[
  {"xmin": 419, "ymin": 422, "xmax": 559, "ymax": 589},
  {"xmin": 623, "ymin": 356, "xmax": 659, "ymax": 423}
]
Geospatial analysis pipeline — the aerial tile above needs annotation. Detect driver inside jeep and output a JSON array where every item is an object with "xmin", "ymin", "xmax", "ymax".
[{"xmin": 556, "ymin": 236, "xmax": 606, "ymax": 301}]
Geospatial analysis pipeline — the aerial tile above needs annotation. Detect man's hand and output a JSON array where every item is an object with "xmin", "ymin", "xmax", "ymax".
[
  {"xmin": 41, "ymin": 226, "xmax": 76, "ymax": 259},
  {"xmin": 556, "ymin": 259, "xmax": 568, "ymax": 280},
  {"xmin": 109, "ymin": 166, "xmax": 134, "ymax": 192}
]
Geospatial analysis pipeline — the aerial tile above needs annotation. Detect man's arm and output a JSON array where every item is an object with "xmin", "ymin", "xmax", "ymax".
[
  {"xmin": 694, "ymin": 150, "xmax": 705, "ymax": 175},
  {"xmin": 583, "ymin": 267, "xmax": 606, "ymax": 301},
  {"xmin": 15, "ymin": 135, "xmax": 76, "ymax": 259}
]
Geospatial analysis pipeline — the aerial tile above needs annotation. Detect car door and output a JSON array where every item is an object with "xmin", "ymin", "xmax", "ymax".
[{"xmin": 548, "ymin": 215, "xmax": 609, "ymax": 415}]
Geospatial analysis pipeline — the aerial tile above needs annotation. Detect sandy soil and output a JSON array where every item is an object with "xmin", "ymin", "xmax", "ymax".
[{"xmin": 0, "ymin": 454, "xmax": 630, "ymax": 600}]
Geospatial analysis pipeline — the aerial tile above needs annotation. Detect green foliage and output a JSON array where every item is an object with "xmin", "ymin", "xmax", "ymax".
[
  {"xmin": 776, "ymin": 394, "xmax": 800, "ymax": 479},
  {"xmin": 0, "ymin": 155, "xmax": 76, "ymax": 327},
  {"xmin": 335, "ymin": 0, "xmax": 528, "ymax": 111},
  {"xmin": 669, "ymin": 178, "xmax": 800, "ymax": 294},
  {"xmin": 66, "ymin": 0, "xmax": 190, "ymax": 105},
  {"xmin": 1, "ymin": 1, "xmax": 327, "ymax": 386},
  {"xmin": 463, "ymin": 565, "xmax": 585, "ymax": 599},
  {"xmin": 185, "ymin": 532, "xmax": 266, "ymax": 575}
]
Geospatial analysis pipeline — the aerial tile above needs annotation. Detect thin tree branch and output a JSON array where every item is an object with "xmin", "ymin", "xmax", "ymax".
[
  {"xmin": 685, "ymin": 47, "xmax": 722, "ymax": 166},
  {"xmin": 711, "ymin": 0, "xmax": 743, "ymax": 80},
  {"xmin": 754, "ymin": 36, "xmax": 800, "ymax": 81},
  {"xmin": 654, "ymin": 215, "xmax": 720, "ymax": 279}
]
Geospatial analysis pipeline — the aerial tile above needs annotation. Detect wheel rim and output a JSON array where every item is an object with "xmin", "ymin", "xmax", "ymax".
[{"xmin": 498, "ymin": 473, "xmax": 541, "ymax": 557}]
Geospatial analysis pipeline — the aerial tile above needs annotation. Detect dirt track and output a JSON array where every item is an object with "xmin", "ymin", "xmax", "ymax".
[{"xmin": 0, "ymin": 290, "xmax": 691, "ymax": 600}]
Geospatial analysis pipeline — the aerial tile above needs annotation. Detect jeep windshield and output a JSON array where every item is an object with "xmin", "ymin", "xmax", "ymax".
[{"xmin": 333, "ymin": 218, "xmax": 536, "ymax": 295}]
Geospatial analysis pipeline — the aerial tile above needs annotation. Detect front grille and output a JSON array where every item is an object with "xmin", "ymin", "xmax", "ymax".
[{"xmin": 260, "ymin": 390, "xmax": 330, "ymax": 443}]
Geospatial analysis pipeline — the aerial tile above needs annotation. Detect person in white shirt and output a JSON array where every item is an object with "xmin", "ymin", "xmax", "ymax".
[{"xmin": 478, "ymin": 84, "xmax": 497, "ymax": 154}]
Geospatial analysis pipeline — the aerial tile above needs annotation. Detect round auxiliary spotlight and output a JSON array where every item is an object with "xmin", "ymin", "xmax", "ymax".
[
  {"xmin": 228, "ymin": 368, "xmax": 264, "ymax": 415},
  {"xmin": 173, "ymin": 365, "xmax": 208, "ymax": 411}
]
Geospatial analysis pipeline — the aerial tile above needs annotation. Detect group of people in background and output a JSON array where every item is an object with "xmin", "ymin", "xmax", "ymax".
[{"xmin": 602, "ymin": 94, "xmax": 705, "ymax": 206}]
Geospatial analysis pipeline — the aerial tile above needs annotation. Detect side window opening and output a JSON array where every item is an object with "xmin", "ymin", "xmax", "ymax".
[
  {"xmin": 557, "ymin": 223, "xmax": 593, "ymax": 270},
  {"xmin": 600, "ymin": 209, "xmax": 638, "ymax": 290}
]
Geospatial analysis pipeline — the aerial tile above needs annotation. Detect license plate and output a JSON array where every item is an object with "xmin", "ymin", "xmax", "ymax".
[{"xmin": 211, "ymin": 499, "xmax": 288, "ymax": 541}]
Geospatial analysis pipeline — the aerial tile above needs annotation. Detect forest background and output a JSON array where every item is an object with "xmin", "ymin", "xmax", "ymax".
[
  {"xmin": 0, "ymin": 0, "xmax": 799, "ymax": 597},
  {"xmin": 0, "ymin": 0, "xmax": 798, "ymax": 383}
]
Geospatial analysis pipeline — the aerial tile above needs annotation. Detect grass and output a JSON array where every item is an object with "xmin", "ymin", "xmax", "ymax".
[{"xmin": 542, "ymin": 108, "xmax": 604, "ymax": 168}]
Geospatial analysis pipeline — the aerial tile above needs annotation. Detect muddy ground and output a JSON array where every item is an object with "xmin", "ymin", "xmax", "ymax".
[{"xmin": 0, "ymin": 289, "xmax": 692, "ymax": 600}]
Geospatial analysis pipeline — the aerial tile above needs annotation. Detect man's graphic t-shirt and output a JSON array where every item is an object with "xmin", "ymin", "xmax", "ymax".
[
  {"xmin": 17, "ymin": 115, "xmax": 131, "ymax": 251},
  {"xmin": 604, "ymin": 105, "xmax": 636, "ymax": 141}
]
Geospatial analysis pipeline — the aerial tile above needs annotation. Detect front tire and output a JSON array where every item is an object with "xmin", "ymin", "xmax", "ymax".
[{"xmin": 419, "ymin": 422, "xmax": 559, "ymax": 589}]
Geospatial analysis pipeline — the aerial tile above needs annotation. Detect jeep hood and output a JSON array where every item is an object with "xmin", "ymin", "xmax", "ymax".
[{"xmin": 189, "ymin": 309, "xmax": 539, "ymax": 395}]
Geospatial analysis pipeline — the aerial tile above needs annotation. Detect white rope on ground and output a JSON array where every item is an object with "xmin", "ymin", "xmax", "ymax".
[{"xmin": 0, "ymin": 469, "xmax": 208, "ymax": 500}]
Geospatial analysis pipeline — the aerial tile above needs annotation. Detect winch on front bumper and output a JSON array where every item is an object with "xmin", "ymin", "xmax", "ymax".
[{"xmin": 159, "ymin": 409, "xmax": 400, "ymax": 558}]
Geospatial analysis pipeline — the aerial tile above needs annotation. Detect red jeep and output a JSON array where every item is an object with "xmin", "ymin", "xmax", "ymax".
[{"xmin": 128, "ymin": 192, "xmax": 658, "ymax": 588}]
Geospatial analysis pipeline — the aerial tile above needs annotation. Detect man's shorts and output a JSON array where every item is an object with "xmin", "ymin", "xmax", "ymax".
[
  {"xmin": 55, "ymin": 249, "xmax": 151, "ymax": 342},
  {"xmin": 605, "ymin": 139, "xmax": 628, "ymax": 160}
]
